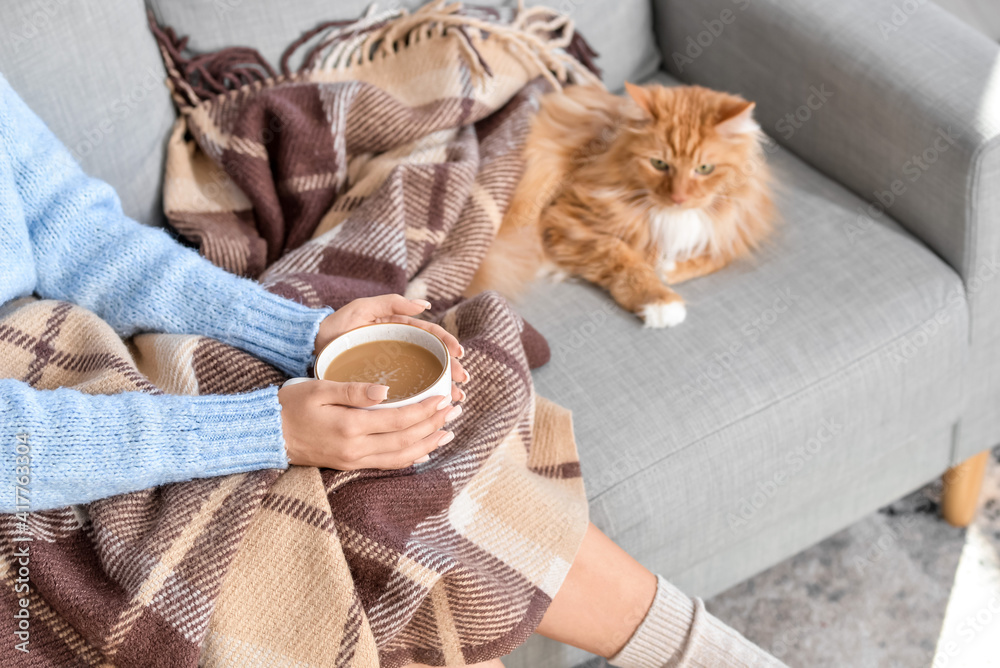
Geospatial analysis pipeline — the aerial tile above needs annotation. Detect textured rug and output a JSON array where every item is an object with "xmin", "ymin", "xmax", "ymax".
[{"xmin": 707, "ymin": 446, "xmax": 1000, "ymax": 668}]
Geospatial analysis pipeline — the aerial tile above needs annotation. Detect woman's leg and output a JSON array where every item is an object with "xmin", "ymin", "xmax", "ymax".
[
  {"xmin": 536, "ymin": 523, "xmax": 657, "ymax": 657},
  {"xmin": 401, "ymin": 527, "xmax": 657, "ymax": 666},
  {"xmin": 404, "ymin": 524, "xmax": 782, "ymax": 667},
  {"xmin": 537, "ymin": 523, "xmax": 787, "ymax": 667}
]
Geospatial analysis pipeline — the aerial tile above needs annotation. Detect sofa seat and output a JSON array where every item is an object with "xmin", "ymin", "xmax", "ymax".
[{"xmin": 518, "ymin": 69, "xmax": 968, "ymax": 600}]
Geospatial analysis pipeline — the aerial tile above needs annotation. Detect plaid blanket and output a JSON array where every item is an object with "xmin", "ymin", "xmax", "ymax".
[{"xmin": 1, "ymin": 3, "xmax": 600, "ymax": 666}]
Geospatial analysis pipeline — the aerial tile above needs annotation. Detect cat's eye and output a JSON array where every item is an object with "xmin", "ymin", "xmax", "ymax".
[
  {"xmin": 695, "ymin": 164, "xmax": 716, "ymax": 175},
  {"xmin": 650, "ymin": 158, "xmax": 670, "ymax": 171}
]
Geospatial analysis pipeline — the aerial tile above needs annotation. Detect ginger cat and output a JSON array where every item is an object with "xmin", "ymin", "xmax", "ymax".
[{"xmin": 469, "ymin": 82, "xmax": 774, "ymax": 327}]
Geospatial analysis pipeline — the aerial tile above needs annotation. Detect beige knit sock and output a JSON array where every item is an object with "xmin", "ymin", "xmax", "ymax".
[{"xmin": 609, "ymin": 576, "xmax": 789, "ymax": 668}]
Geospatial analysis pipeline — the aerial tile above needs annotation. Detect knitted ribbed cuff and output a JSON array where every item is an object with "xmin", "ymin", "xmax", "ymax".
[
  {"xmin": 610, "ymin": 575, "xmax": 789, "ymax": 668},
  {"xmin": 230, "ymin": 288, "xmax": 334, "ymax": 377},
  {"xmin": 185, "ymin": 387, "xmax": 290, "ymax": 474},
  {"xmin": 610, "ymin": 575, "xmax": 695, "ymax": 668},
  {"xmin": 679, "ymin": 601, "xmax": 789, "ymax": 668}
]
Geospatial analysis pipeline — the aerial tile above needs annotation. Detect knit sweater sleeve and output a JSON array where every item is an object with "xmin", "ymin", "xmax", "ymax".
[
  {"xmin": 0, "ymin": 379, "xmax": 287, "ymax": 513},
  {"xmin": 1, "ymin": 75, "xmax": 332, "ymax": 378}
]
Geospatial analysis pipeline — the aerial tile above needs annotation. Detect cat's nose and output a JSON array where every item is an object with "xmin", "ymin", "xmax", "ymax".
[{"xmin": 670, "ymin": 193, "xmax": 688, "ymax": 204}]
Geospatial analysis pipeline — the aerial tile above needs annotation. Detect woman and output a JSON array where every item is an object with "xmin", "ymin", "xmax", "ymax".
[{"xmin": 0, "ymin": 73, "xmax": 784, "ymax": 668}]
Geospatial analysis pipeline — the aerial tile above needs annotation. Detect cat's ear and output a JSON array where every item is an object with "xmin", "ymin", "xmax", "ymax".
[
  {"xmin": 716, "ymin": 101, "xmax": 759, "ymax": 136},
  {"xmin": 624, "ymin": 81, "xmax": 656, "ymax": 118}
]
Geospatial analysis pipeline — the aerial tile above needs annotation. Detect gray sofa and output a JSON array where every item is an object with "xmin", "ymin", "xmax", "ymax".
[{"xmin": 2, "ymin": 0, "xmax": 997, "ymax": 666}]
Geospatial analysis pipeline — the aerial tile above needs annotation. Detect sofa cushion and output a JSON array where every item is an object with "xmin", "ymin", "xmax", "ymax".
[
  {"xmin": 0, "ymin": 0, "xmax": 176, "ymax": 225},
  {"xmin": 516, "ymin": 69, "xmax": 968, "ymax": 596},
  {"xmin": 146, "ymin": 0, "xmax": 661, "ymax": 92}
]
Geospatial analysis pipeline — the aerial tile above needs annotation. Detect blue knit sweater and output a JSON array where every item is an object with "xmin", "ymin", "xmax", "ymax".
[{"xmin": 0, "ymin": 74, "xmax": 333, "ymax": 513}]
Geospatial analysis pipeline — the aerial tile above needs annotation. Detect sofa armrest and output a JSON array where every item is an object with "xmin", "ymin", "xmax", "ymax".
[{"xmin": 651, "ymin": 0, "xmax": 999, "ymax": 283}]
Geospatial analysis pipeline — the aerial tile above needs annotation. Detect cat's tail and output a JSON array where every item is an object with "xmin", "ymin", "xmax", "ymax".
[
  {"xmin": 468, "ymin": 85, "xmax": 607, "ymax": 299},
  {"xmin": 464, "ymin": 210, "xmax": 545, "ymax": 300},
  {"xmin": 465, "ymin": 142, "xmax": 558, "ymax": 300}
]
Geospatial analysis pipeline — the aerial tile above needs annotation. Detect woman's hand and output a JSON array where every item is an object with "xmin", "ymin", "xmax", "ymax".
[
  {"xmin": 314, "ymin": 295, "xmax": 469, "ymax": 401},
  {"xmin": 277, "ymin": 379, "xmax": 462, "ymax": 470}
]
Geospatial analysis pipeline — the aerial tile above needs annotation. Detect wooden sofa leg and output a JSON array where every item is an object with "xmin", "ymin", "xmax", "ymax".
[{"xmin": 941, "ymin": 450, "xmax": 991, "ymax": 528}]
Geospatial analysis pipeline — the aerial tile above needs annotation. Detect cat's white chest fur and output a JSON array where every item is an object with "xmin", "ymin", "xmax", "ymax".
[{"xmin": 649, "ymin": 207, "xmax": 713, "ymax": 267}]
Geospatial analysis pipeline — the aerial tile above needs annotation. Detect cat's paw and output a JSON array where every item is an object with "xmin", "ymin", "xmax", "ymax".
[{"xmin": 640, "ymin": 300, "xmax": 687, "ymax": 328}]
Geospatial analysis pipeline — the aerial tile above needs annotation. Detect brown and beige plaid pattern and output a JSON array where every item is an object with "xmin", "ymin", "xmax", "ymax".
[{"xmin": 1, "ymin": 3, "xmax": 600, "ymax": 666}]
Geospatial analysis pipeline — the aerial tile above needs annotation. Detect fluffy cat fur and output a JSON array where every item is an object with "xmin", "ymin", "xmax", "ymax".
[{"xmin": 468, "ymin": 82, "xmax": 775, "ymax": 327}]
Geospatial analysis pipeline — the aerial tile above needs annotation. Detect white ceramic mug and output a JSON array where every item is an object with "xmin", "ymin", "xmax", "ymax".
[{"xmin": 282, "ymin": 323, "xmax": 452, "ymax": 410}]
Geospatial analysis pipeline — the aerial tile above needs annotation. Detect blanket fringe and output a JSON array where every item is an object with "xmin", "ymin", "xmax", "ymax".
[
  {"xmin": 149, "ymin": 1, "xmax": 602, "ymax": 110},
  {"xmin": 148, "ymin": 17, "xmax": 277, "ymax": 109}
]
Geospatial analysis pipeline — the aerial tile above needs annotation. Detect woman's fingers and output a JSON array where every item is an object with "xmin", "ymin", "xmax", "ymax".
[
  {"xmin": 338, "ymin": 295, "xmax": 466, "ymax": 360},
  {"xmin": 374, "ymin": 314, "xmax": 463, "ymax": 359},
  {"xmin": 451, "ymin": 357, "xmax": 470, "ymax": 384},
  {"xmin": 362, "ymin": 294, "xmax": 430, "ymax": 320},
  {"xmin": 313, "ymin": 380, "xmax": 390, "ymax": 408},
  {"xmin": 360, "ymin": 295, "xmax": 465, "ymax": 359},
  {"xmin": 312, "ymin": 385, "xmax": 457, "ymax": 437},
  {"xmin": 279, "ymin": 372, "xmax": 464, "ymax": 470},
  {"xmin": 365, "ymin": 402, "xmax": 460, "ymax": 455},
  {"xmin": 356, "ymin": 394, "xmax": 451, "ymax": 435},
  {"xmin": 354, "ymin": 429, "xmax": 456, "ymax": 470}
]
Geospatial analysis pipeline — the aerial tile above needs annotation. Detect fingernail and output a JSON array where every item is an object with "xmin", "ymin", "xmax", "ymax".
[
  {"xmin": 367, "ymin": 385, "xmax": 389, "ymax": 401},
  {"xmin": 459, "ymin": 344, "xmax": 466, "ymax": 358},
  {"xmin": 436, "ymin": 396, "xmax": 452, "ymax": 410},
  {"xmin": 458, "ymin": 388, "xmax": 467, "ymax": 402},
  {"xmin": 412, "ymin": 299, "xmax": 432, "ymax": 310},
  {"xmin": 415, "ymin": 455, "xmax": 431, "ymax": 464},
  {"xmin": 462, "ymin": 369, "xmax": 471, "ymax": 383},
  {"xmin": 445, "ymin": 404, "xmax": 462, "ymax": 422},
  {"xmin": 438, "ymin": 431, "xmax": 455, "ymax": 445}
]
